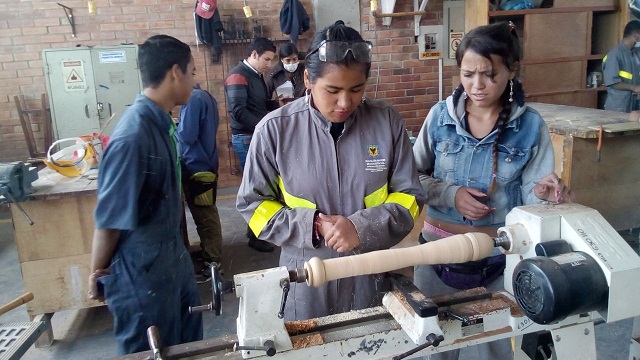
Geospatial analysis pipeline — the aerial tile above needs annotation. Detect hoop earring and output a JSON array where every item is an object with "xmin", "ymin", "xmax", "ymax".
[
  {"xmin": 304, "ymin": 88, "xmax": 311, "ymax": 105},
  {"xmin": 509, "ymin": 80, "xmax": 514, "ymax": 103}
]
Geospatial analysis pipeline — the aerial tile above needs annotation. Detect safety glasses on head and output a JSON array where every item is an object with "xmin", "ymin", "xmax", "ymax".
[{"xmin": 306, "ymin": 40, "xmax": 373, "ymax": 63}]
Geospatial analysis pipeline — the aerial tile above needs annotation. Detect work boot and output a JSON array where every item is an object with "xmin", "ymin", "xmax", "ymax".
[{"xmin": 195, "ymin": 265, "xmax": 212, "ymax": 284}]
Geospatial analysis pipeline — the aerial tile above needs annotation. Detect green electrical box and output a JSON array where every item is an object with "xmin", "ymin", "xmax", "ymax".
[{"xmin": 43, "ymin": 45, "xmax": 142, "ymax": 140}]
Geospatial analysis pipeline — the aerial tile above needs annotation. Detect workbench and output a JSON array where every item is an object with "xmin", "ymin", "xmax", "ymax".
[
  {"xmin": 529, "ymin": 102, "xmax": 640, "ymax": 230},
  {"xmin": 8, "ymin": 166, "xmax": 196, "ymax": 346},
  {"xmin": 9, "ymin": 167, "xmax": 101, "ymax": 345}
]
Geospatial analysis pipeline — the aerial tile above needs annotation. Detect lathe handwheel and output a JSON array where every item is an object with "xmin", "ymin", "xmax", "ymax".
[{"xmin": 210, "ymin": 263, "xmax": 223, "ymax": 316}]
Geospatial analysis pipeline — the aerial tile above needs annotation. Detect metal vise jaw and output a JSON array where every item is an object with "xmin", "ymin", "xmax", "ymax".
[{"xmin": 0, "ymin": 162, "xmax": 37, "ymax": 202}]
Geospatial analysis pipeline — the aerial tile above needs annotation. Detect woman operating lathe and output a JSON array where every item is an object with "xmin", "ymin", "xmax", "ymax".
[{"xmin": 237, "ymin": 20, "xmax": 425, "ymax": 321}]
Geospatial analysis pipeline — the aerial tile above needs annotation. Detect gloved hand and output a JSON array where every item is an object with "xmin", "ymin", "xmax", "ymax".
[{"xmin": 189, "ymin": 171, "xmax": 217, "ymax": 206}]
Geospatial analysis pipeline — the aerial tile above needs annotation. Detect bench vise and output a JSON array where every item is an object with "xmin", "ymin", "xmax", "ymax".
[{"xmin": 0, "ymin": 162, "xmax": 38, "ymax": 224}]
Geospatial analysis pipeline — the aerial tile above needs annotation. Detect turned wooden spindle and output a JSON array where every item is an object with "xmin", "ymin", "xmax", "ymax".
[{"xmin": 304, "ymin": 232, "xmax": 495, "ymax": 287}]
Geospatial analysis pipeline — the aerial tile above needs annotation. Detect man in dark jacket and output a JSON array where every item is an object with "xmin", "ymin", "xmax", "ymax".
[{"xmin": 224, "ymin": 37, "xmax": 278, "ymax": 252}]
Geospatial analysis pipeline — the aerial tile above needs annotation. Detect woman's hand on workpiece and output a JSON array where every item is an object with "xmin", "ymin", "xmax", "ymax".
[
  {"xmin": 318, "ymin": 213, "xmax": 360, "ymax": 253},
  {"xmin": 87, "ymin": 268, "xmax": 110, "ymax": 302},
  {"xmin": 454, "ymin": 187, "xmax": 493, "ymax": 221},
  {"xmin": 533, "ymin": 173, "xmax": 574, "ymax": 203}
]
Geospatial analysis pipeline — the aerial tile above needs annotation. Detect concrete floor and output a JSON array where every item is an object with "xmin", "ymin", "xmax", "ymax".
[{"xmin": 0, "ymin": 195, "xmax": 637, "ymax": 360}]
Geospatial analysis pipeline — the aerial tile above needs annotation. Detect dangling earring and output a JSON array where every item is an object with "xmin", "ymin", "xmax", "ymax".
[
  {"xmin": 304, "ymin": 88, "xmax": 311, "ymax": 105},
  {"xmin": 462, "ymin": 91, "xmax": 468, "ymax": 100},
  {"xmin": 509, "ymin": 80, "xmax": 514, "ymax": 103},
  {"xmin": 361, "ymin": 96, "xmax": 366, "ymax": 104}
]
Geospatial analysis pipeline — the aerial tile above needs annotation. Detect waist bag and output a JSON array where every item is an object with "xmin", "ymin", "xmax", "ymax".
[
  {"xmin": 419, "ymin": 233, "xmax": 506, "ymax": 290},
  {"xmin": 182, "ymin": 167, "xmax": 218, "ymax": 206},
  {"xmin": 432, "ymin": 254, "xmax": 506, "ymax": 290}
]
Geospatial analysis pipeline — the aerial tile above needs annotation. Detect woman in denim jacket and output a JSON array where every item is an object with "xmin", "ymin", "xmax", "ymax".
[{"xmin": 412, "ymin": 22, "xmax": 572, "ymax": 360}]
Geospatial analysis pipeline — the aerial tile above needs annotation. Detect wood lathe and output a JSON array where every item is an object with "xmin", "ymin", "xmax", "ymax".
[{"xmin": 119, "ymin": 204, "xmax": 640, "ymax": 360}]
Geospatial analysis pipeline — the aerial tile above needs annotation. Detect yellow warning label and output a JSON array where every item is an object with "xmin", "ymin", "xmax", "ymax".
[
  {"xmin": 62, "ymin": 60, "xmax": 86, "ymax": 92},
  {"xmin": 421, "ymin": 51, "xmax": 442, "ymax": 58},
  {"xmin": 66, "ymin": 69, "xmax": 83, "ymax": 83}
]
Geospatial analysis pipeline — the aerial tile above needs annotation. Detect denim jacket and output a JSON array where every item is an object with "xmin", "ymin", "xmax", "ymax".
[{"xmin": 413, "ymin": 95, "xmax": 554, "ymax": 227}]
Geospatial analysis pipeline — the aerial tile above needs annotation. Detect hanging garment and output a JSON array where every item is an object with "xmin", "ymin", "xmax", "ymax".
[
  {"xmin": 279, "ymin": 0, "xmax": 310, "ymax": 45},
  {"xmin": 194, "ymin": 0, "xmax": 223, "ymax": 63}
]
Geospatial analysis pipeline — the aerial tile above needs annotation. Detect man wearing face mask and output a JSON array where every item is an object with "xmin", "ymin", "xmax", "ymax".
[
  {"xmin": 265, "ymin": 42, "xmax": 306, "ymax": 104},
  {"xmin": 603, "ymin": 20, "xmax": 640, "ymax": 112}
]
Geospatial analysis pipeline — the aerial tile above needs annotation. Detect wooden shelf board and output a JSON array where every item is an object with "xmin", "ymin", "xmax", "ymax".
[
  {"xmin": 522, "ymin": 54, "xmax": 604, "ymax": 65},
  {"xmin": 489, "ymin": 6, "xmax": 617, "ymax": 17},
  {"xmin": 221, "ymin": 38, "xmax": 290, "ymax": 45},
  {"xmin": 586, "ymin": 54, "xmax": 606, "ymax": 61},
  {"xmin": 525, "ymin": 87, "xmax": 605, "ymax": 97}
]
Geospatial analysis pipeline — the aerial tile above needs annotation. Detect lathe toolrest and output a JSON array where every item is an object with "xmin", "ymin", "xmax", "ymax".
[{"xmin": 130, "ymin": 204, "xmax": 640, "ymax": 360}]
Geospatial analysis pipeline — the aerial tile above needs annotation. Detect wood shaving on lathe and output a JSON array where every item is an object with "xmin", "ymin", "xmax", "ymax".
[
  {"xmin": 492, "ymin": 292, "xmax": 524, "ymax": 317},
  {"xmin": 285, "ymin": 319, "xmax": 318, "ymax": 335},
  {"xmin": 291, "ymin": 333, "xmax": 324, "ymax": 349}
]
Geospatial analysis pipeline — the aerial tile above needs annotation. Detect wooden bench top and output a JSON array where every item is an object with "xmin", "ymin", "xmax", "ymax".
[
  {"xmin": 26, "ymin": 168, "xmax": 98, "ymax": 200},
  {"xmin": 530, "ymin": 102, "xmax": 640, "ymax": 138}
]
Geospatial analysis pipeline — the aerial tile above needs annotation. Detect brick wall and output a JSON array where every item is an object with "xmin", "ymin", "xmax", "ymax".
[
  {"xmin": 360, "ymin": 0, "xmax": 458, "ymax": 136},
  {"xmin": 0, "ymin": 0, "xmax": 456, "ymax": 188}
]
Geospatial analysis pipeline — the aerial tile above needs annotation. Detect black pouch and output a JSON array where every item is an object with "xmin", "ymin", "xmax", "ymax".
[
  {"xmin": 182, "ymin": 166, "xmax": 218, "ymax": 206},
  {"xmin": 185, "ymin": 177, "xmax": 217, "ymax": 206},
  {"xmin": 432, "ymin": 254, "xmax": 506, "ymax": 290}
]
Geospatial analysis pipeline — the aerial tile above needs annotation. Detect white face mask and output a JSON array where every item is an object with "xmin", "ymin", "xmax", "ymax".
[{"xmin": 283, "ymin": 61, "xmax": 299, "ymax": 73}]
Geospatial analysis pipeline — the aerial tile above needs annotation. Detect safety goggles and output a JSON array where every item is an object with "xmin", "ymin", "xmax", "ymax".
[{"xmin": 306, "ymin": 40, "xmax": 373, "ymax": 63}]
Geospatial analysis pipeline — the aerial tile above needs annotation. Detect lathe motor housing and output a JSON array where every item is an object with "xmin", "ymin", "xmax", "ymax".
[{"xmin": 499, "ymin": 204, "xmax": 640, "ymax": 324}]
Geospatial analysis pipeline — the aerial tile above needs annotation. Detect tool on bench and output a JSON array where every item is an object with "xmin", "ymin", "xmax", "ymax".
[
  {"xmin": 0, "ymin": 162, "xmax": 38, "ymax": 225},
  {"xmin": 597, "ymin": 124, "xmax": 603, "ymax": 162}
]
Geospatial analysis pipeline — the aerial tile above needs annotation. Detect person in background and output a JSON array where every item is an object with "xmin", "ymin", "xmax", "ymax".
[
  {"xmin": 177, "ymin": 84, "xmax": 223, "ymax": 283},
  {"xmin": 225, "ymin": 36, "xmax": 278, "ymax": 253},
  {"xmin": 236, "ymin": 20, "xmax": 425, "ymax": 321},
  {"xmin": 603, "ymin": 20, "xmax": 640, "ymax": 112},
  {"xmin": 265, "ymin": 42, "xmax": 306, "ymax": 103},
  {"xmin": 87, "ymin": 35, "xmax": 202, "ymax": 355},
  {"xmin": 412, "ymin": 22, "xmax": 572, "ymax": 360}
]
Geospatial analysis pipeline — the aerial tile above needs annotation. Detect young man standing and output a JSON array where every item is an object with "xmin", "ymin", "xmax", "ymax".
[
  {"xmin": 177, "ymin": 84, "xmax": 223, "ymax": 282},
  {"xmin": 87, "ymin": 35, "xmax": 202, "ymax": 355},
  {"xmin": 225, "ymin": 37, "xmax": 278, "ymax": 252}
]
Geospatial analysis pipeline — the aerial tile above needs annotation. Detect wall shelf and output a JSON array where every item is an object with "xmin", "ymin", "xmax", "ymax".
[
  {"xmin": 488, "ymin": 5, "xmax": 617, "ymax": 17},
  {"xmin": 466, "ymin": 0, "xmax": 626, "ymax": 109}
]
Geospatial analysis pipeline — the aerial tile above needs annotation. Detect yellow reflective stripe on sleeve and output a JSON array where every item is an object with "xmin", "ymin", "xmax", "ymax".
[
  {"xmin": 602, "ymin": 55, "xmax": 607, "ymax": 63},
  {"xmin": 364, "ymin": 184, "xmax": 389, "ymax": 208},
  {"xmin": 249, "ymin": 200, "xmax": 284, "ymax": 237},
  {"xmin": 619, "ymin": 70, "xmax": 633, "ymax": 80},
  {"xmin": 277, "ymin": 176, "xmax": 316, "ymax": 209},
  {"xmin": 385, "ymin": 192, "xmax": 420, "ymax": 220}
]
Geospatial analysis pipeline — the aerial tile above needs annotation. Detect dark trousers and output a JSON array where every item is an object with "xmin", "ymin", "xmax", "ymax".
[{"xmin": 182, "ymin": 177, "xmax": 223, "ymax": 264}]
